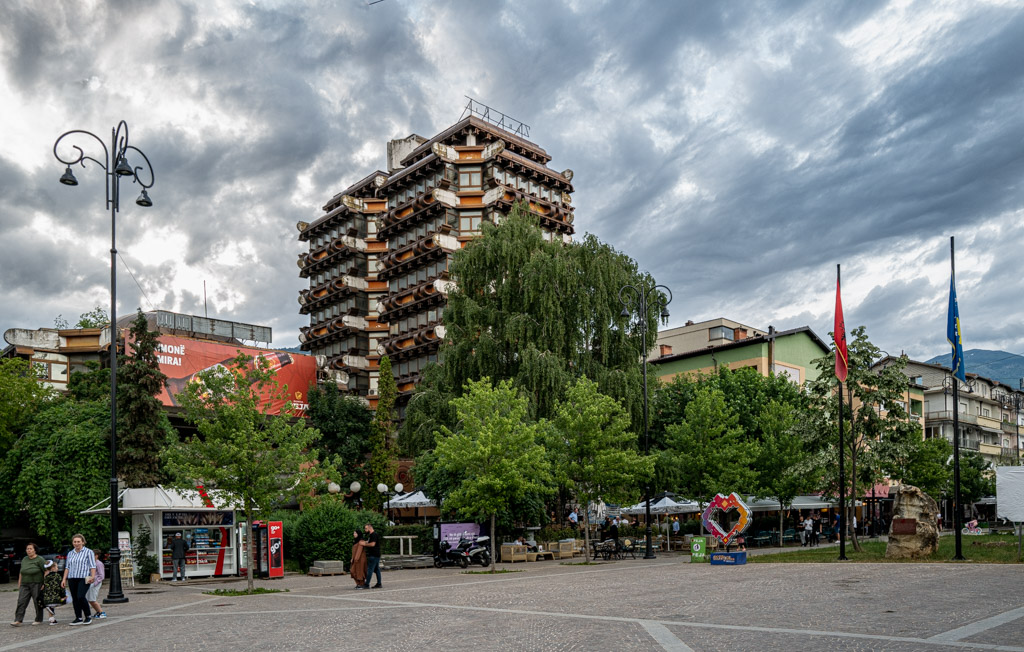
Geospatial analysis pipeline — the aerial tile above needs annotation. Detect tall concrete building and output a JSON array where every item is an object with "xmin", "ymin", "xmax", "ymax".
[{"xmin": 297, "ymin": 112, "xmax": 575, "ymax": 414}]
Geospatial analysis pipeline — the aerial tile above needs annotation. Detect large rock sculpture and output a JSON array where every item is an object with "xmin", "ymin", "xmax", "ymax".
[{"xmin": 885, "ymin": 484, "xmax": 939, "ymax": 559}]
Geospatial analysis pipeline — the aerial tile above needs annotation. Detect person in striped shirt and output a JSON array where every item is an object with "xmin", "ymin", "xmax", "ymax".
[{"xmin": 60, "ymin": 534, "xmax": 96, "ymax": 626}]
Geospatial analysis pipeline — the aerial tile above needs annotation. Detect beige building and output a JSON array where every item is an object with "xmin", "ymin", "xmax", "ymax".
[
  {"xmin": 651, "ymin": 318, "xmax": 768, "ymax": 361},
  {"xmin": 886, "ymin": 358, "xmax": 1024, "ymax": 467}
]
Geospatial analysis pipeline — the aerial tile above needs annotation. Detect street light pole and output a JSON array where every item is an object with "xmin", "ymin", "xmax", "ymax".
[
  {"xmin": 54, "ymin": 121, "xmax": 155, "ymax": 605},
  {"xmin": 619, "ymin": 281, "xmax": 672, "ymax": 561}
]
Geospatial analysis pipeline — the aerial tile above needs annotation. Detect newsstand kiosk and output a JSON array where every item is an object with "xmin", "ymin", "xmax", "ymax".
[{"xmin": 239, "ymin": 521, "xmax": 284, "ymax": 579}]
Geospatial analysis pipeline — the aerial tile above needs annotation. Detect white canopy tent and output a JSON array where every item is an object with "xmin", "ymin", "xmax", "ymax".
[
  {"xmin": 388, "ymin": 490, "xmax": 437, "ymax": 509},
  {"xmin": 621, "ymin": 496, "xmax": 701, "ymax": 515}
]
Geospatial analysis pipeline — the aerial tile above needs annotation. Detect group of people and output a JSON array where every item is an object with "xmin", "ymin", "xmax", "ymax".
[
  {"xmin": 11, "ymin": 534, "xmax": 108, "ymax": 627},
  {"xmin": 800, "ymin": 514, "xmax": 824, "ymax": 547},
  {"xmin": 348, "ymin": 523, "xmax": 383, "ymax": 589}
]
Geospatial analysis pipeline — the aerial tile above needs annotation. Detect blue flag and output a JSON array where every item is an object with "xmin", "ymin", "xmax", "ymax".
[{"xmin": 947, "ymin": 274, "xmax": 966, "ymax": 381}]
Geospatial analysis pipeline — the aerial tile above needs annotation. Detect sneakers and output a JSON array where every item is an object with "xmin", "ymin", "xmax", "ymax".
[
  {"xmin": 49, "ymin": 618, "xmax": 58, "ymax": 626},
  {"xmin": 96, "ymin": 612, "xmax": 107, "ymax": 619},
  {"xmin": 30, "ymin": 621, "xmax": 42, "ymax": 626},
  {"xmin": 371, "ymin": 584, "xmax": 382, "ymax": 589},
  {"xmin": 69, "ymin": 619, "xmax": 84, "ymax": 626},
  {"xmin": 83, "ymin": 617, "xmax": 92, "ymax": 625},
  {"xmin": 355, "ymin": 585, "xmax": 367, "ymax": 589},
  {"xmin": 10, "ymin": 622, "xmax": 21, "ymax": 627}
]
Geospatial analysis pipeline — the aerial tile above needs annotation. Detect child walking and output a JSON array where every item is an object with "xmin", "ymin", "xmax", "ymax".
[{"xmin": 40, "ymin": 561, "xmax": 65, "ymax": 626}]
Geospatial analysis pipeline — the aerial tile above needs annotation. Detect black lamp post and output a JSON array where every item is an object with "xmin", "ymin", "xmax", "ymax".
[
  {"xmin": 54, "ymin": 121, "xmax": 155, "ymax": 604},
  {"xmin": 943, "ymin": 373, "xmax": 972, "ymax": 561},
  {"xmin": 996, "ymin": 387, "xmax": 1023, "ymax": 465},
  {"xmin": 618, "ymin": 281, "xmax": 672, "ymax": 560},
  {"xmin": 377, "ymin": 482, "xmax": 404, "ymax": 523}
]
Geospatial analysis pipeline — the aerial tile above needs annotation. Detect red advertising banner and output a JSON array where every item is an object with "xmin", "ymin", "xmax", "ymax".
[
  {"xmin": 268, "ymin": 521, "xmax": 284, "ymax": 578},
  {"xmin": 142, "ymin": 335, "xmax": 316, "ymax": 416}
]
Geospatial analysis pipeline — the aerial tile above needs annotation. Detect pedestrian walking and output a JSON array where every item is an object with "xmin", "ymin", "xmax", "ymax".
[
  {"xmin": 61, "ymin": 534, "xmax": 96, "ymax": 625},
  {"xmin": 40, "ymin": 561, "xmax": 64, "ymax": 625},
  {"xmin": 568, "ymin": 508, "xmax": 579, "ymax": 529},
  {"xmin": 170, "ymin": 532, "xmax": 189, "ymax": 582},
  {"xmin": 350, "ymin": 530, "xmax": 367, "ymax": 588},
  {"xmin": 811, "ymin": 515, "xmax": 820, "ymax": 547},
  {"xmin": 802, "ymin": 516, "xmax": 813, "ymax": 547},
  {"xmin": 86, "ymin": 551, "xmax": 106, "ymax": 618},
  {"xmin": 11, "ymin": 542, "xmax": 45, "ymax": 626},
  {"xmin": 358, "ymin": 523, "xmax": 382, "ymax": 589}
]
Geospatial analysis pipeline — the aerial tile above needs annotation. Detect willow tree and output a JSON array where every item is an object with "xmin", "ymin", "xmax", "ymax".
[{"xmin": 400, "ymin": 203, "xmax": 663, "ymax": 455}]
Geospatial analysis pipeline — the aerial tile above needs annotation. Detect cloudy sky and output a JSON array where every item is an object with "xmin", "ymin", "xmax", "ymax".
[{"xmin": 2, "ymin": 0, "xmax": 1023, "ymax": 362}]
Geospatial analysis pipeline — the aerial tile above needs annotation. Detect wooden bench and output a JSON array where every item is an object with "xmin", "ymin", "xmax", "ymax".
[
  {"xmin": 527, "ymin": 551, "xmax": 555, "ymax": 562},
  {"xmin": 501, "ymin": 544, "xmax": 528, "ymax": 563}
]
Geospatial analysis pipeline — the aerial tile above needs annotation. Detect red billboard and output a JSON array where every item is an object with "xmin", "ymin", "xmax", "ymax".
[{"xmin": 143, "ymin": 335, "xmax": 316, "ymax": 416}]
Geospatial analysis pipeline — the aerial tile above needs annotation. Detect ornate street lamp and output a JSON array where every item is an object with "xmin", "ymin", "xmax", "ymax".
[
  {"xmin": 378, "ymin": 483, "xmax": 404, "ymax": 523},
  {"xmin": 54, "ymin": 121, "xmax": 155, "ymax": 605},
  {"xmin": 618, "ymin": 281, "xmax": 671, "ymax": 560}
]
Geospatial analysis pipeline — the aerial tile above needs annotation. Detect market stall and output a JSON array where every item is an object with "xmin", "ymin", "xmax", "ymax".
[{"xmin": 83, "ymin": 486, "xmax": 239, "ymax": 579}]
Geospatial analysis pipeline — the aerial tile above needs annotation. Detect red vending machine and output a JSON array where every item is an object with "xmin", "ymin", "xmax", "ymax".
[{"xmin": 267, "ymin": 521, "xmax": 284, "ymax": 579}]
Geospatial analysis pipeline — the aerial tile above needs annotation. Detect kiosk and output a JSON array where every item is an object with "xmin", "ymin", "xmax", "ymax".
[{"xmin": 83, "ymin": 486, "xmax": 239, "ymax": 580}]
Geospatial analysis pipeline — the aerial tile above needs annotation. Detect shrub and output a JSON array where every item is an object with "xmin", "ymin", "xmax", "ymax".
[
  {"xmin": 291, "ymin": 501, "xmax": 386, "ymax": 571},
  {"xmin": 268, "ymin": 509, "xmax": 304, "ymax": 565},
  {"xmin": 537, "ymin": 526, "xmax": 577, "ymax": 542},
  {"xmin": 133, "ymin": 526, "xmax": 160, "ymax": 584}
]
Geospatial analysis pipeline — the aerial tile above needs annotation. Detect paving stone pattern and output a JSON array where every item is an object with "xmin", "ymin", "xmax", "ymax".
[{"xmin": 1, "ymin": 554, "xmax": 1021, "ymax": 651}]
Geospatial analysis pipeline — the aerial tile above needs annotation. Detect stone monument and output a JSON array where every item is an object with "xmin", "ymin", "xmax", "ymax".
[{"xmin": 885, "ymin": 484, "xmax": 939, "ymax": 559}]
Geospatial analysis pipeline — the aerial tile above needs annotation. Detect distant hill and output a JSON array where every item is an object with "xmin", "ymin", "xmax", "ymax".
[{"xmin": 924, "ymin": 349, "xmax": 1024, "ymax": 388}]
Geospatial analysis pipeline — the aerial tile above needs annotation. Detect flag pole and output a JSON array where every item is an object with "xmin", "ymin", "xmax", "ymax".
[
  {"xmin": 837, "ymin": 264, "xmax": 848, "ymax": 560},
  {"xmin": 951, "ymin": 236, "xmax": 964, "ymax": 560}
]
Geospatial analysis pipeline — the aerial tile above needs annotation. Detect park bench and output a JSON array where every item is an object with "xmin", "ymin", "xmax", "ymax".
[{"xmin": 501, "ymin": 544, "xmax": 528, "ymax": 563}]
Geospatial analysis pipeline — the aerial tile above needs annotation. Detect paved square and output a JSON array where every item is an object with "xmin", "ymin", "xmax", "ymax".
[{"xmin": 2, "ymin": 554, "xmax": 1022, "ymax": 651}]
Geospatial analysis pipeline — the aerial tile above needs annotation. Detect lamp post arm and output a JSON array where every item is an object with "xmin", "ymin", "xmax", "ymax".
[{"xmin": 123, "ymin": 145, "xmax": 156, "ymax": 189}]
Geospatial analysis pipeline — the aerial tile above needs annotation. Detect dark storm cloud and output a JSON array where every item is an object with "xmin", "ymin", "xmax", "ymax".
[{"xmin": 2, "ymin": 0, "xmax": 1023, "ymax": 360}]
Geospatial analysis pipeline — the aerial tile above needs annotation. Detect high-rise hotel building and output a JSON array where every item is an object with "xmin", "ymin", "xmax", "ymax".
[{"xmin": 297, "ymin": 115, "xmax": 575, "ymax": 414}]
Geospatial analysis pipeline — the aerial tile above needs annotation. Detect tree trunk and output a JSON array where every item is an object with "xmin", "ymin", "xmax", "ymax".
[
  {"xmin": 779, "ymin": 501, "xmax": 785, "ymax": 548},
  {"xmin": 583, "ymin": 507, "xmax": 591, "ymax": 561},
  {"xmin": 850, "ymin": 446, "xmax": 862, "ymax": 553},
  {"xmin": 490, "ymin": 514, "xmax": 496, "ymax": 573},
  {"xmin": 246, "ymin": 502, "xmax": 255, "ymax": 593}
]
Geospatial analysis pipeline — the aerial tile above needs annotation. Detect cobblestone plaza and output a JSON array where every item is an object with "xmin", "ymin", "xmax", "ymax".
[{"xmin": 3, "ymin": 554, "xmax": 1022, "ymax": 651}]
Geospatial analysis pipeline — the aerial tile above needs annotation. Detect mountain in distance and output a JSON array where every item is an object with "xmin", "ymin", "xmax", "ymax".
[{"xmin": 924, "ymin": 349, "xmax": 1024, "ymax": 388}]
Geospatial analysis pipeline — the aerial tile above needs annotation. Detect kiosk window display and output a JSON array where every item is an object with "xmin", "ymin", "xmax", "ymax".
[{"xmin": 160, "ymin": 511, "xmax": 236, "ymax": 577}]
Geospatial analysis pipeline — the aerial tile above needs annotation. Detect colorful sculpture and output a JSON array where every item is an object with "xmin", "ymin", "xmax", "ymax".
[{"xmin": 701, "ymin": 492, "xmax": 752, "ymax": 546}]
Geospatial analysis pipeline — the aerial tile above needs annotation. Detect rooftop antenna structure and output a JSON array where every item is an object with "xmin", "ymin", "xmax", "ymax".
[{"xmin": 460, "ymin": 97, "xmax": 531, "ymax": 139}]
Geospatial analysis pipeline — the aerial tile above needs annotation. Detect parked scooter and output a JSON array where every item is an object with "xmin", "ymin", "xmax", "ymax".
[
  {"xmin": 462, "ymin": 535, "xmax": 491, "ymax": 567},
  {"xmin": 434, "ymin": 540, "xmax": 469, "ymax": 568}
]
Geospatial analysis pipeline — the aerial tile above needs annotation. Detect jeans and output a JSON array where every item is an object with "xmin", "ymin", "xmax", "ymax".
[
  {"xmin": 14, "ymin": 582, "xmax": 43, "ymax": 623},
  {"xmin": 67, "ymin": 578, "xmax": 91, "ymax": 621},
  {"xmin": 172, "ymin": 558, "xmax": 186, "ymax": 581},
  {"xmin": 363, "ymin": 556, "xmax": 381, "ymax": 587}
]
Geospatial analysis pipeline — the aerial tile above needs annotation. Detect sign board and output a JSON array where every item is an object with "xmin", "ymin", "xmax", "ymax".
[
  {"xmin": 163, "ymin": 511, "xmax": 235, "ymax": 527},
  {"xmin": 153, "ymin": 310, "xmax": 272, "ymax": 344},
  {"xmin": 709, "ymin": 551, "xmax": 747, "ymax": 565},
  {"xmin": 439, "ymin": 522, "xmax": 480, "ymax": 549},
  {"xmin": 135, "ymin": 334, "xmax": 316, "ymax": 417},
  {"xmin": 268, "ymin": 521, "xmax": 284, "ymax": 579},
  {"xmin": 996, "ymin": 466, "xmax": 1024, "ymax": 522},
  {"xmin": 891, "ymin": 518, "xmax": 918, "ymax": 535},
  {"xmin": 690, "ymin": 536, "xmax": 707, "ymax": 563}
]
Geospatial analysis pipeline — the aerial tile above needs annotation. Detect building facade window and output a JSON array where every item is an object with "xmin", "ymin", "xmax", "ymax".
[{"xmin": 709, "ymin": 326, "xmax": 734, "ymax": 341}]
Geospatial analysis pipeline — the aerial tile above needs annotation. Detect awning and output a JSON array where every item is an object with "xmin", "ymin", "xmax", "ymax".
[
  {"xmin": 621, "ymin": 496, "xmax": 701, "ymax": 515},
  {"xmin": 81, "ymin": 485, "xmax": 240, "ymax": 514},
  {"xmin": 388, "ymin": 489, "xmax": 437, "ymax": 509}
]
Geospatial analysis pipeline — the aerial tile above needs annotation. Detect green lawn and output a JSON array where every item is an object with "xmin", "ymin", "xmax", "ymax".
[{"xmin": 749, "ymin": 534, "xmax": 1022, "ymax": 563}]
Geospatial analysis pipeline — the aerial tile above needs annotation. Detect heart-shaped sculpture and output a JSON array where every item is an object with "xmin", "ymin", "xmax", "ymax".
[{"xmin": 701, "ymin": 492, "xmax": 752, "ymax": 546}]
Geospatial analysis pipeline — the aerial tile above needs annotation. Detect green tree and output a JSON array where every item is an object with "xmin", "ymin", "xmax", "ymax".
[
  {"xmin": 0, "ymin": 398, "xmax": 110, "ymax": 546},
  {"xmin": 75, "ymin": 306, "xmax": 109, "ymax": 328},
  {"xmin": 662, "ymin": 387, "xmax": 758, "ymax": 527},
  {"xmin": 755, "ymin": 399, "xmax": 816, "ymax": 542},
  {"xmin": 959, "ymin": 451, "xmax": 995, "ymax": 509},
  {"xmin": 803, "ymin": 326, "xmax": 921, "ymax": 551},
  {"xmin": 400, "ymin": 204, "xmax": 662, "ymax": 455},
  {"xmin": 0, "ymin": 358, "xmax": 55, "ymax": 449},
  {"xmin": 306, "ymin": 382, "xmax": 374, "ymax": 503},
  {"xmin": 902, "ymin": 437, "xmax": 952, "ymax": 501},
  {"xmin": 430, "ymin": 378, "xmax": 553, "ymax": 571},
  {"xmin": 118, "ymin": 310, "xmax": 174, "ymax": 487},
  {"xmin": 546, "ymin": 377, "xmax": 654, "ymax": 553},
  {"xmin": 163, "ymin": 353, "xmax": 330, "ymax": 592},
  {"xmin": 367, "ymin": 356, "xmax": 398, "ymax": 511}
]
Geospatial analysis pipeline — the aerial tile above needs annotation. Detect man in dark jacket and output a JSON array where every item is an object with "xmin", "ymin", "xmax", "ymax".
[{"xmin": 170, "ymin": 533, "xmax": 189, "ymax": 582}]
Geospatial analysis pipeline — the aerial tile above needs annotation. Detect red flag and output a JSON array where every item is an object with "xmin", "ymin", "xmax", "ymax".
[{"xmin": 834, "ymin": 265, "xmax": 848, "ymax": 382}]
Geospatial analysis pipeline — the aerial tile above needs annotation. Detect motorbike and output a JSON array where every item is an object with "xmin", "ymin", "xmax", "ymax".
[
  {"xmin": 462, "ymin": 535, "xmax": 491, "ymax": 567},
  {"xmin": 433, "ymin": 540, "xmax": 469, "ymax": 568}
]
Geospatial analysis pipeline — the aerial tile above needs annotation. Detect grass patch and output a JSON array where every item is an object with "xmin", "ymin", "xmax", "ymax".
[
  {"xmin": 461, "ymin": 569, "xmax": 522, "ymax": 574},
  {"xmin": 202, "ymin": 587, "xmax": 290, "ymax": 596},
  {"xmin": 750, "ymin": 535, "xmax": 1022, "ymax": 563}
]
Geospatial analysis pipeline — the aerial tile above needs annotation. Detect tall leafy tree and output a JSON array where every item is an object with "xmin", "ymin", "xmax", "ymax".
[
  {"xmin": 400, "ymin": 204, "xmax": 662, "ymax": 455},
  {"xmin": 803, "ymin": 326, "xmax": 921, "ymax": 551},
  {"xmin": 0, "ymin": 398, "xmax": 110, "ymax": 546},
  {"xmin": 367, "ymin": 356, "xmax": 397, "ymax": 511},
  {"xmin": 902, "ymin": 437, "xmax": 952, "ymax": 501},
  {"xmin": 959, "ymin": 451, "xmax": 995, "ymax": 510},
  {"xmin": 0, "ymin": 358, "xmax": 55, "ymax": 449},
  {"xmin": 118, "ymin": 310, "xmax": 174, "ymax": 487},
  {"xmin": 163, "ymin": 353, "xmax": 330, "ymax": 592},
  {"xmin": 307, "ymin": 382, "xmax": 374, "ymax": 504},
  {"xmin": 662, "ymin": 387, "xmax": 758, "ymax": 523},
  {"xmin": 755, "ymin": 400, "xmax": 816, "ymax": 542},
  {"xmin": 430, "ymin": 378, "xmax": 553, "ymax": 572},
  {"xmin": 546, "ymin": 377, "xmax": 654, "ymax": 553}
]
